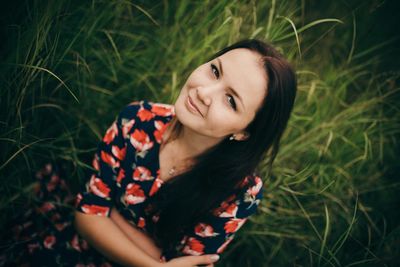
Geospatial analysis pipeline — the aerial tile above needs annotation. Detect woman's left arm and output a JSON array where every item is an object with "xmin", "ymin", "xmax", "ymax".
[
  {"xmin": 110, "ymin": 207, "xmax": 163, "ymax": 261},
  {"xmin": 176, "ymin": 175, "xmax": 264, "ymax": 258}
]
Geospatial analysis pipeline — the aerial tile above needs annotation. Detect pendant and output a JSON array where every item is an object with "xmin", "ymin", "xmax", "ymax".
[{"xmin": 168, "ymin": 167, "xmax": 176, "ymax": 176}]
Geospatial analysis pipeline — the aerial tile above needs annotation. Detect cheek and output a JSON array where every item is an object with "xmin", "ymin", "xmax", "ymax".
[
  {"xmin": 211, "ymin": 110, "xmax": 253, "ymax": 134},
  {"xmin": 185, "ymin": 66, "xmax": 209, "ymax": 86},
  {"xmin": 175, "ymin": 89, "xmax": 186, "ymax": 107},
  {"xmin": 206, "ymin": 110, "xmax": 242, "ymax": 135}
]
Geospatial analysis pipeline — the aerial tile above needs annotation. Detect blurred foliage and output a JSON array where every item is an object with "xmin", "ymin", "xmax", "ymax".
[{"xmin": 0, "ymin": 0, "xmax": 399, "ymax": 266}]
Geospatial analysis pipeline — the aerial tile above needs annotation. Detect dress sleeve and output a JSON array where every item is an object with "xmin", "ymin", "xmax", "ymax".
[
  {"xmin": 169, "ymin": 175, "xmax": 264, "ymax": 258},
  {"xmin": 75, "ymin": 102, "xmax": 140, "ymax": 217}
]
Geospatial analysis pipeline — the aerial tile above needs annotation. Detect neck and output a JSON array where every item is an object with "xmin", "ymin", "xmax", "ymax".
[
  {"xmin": 163, "ymin": 119, "xmax": 224, "ymax": 160},
  {"xmin": 177, "ymin": 126, "xmax": 223, "ymax": 159}
]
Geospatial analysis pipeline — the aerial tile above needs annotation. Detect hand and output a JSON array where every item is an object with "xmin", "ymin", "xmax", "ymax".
[{"xmin": 160, "ymin": 254, "xmax": 219, "ymax": 267}]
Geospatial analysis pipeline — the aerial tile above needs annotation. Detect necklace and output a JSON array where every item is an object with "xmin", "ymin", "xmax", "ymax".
[
  {"xmin": 168, "ymin": 166, "xmax": 177, "ymax": 176},
  {"xmin": 167, "ymin": 160, "xmax": 193, "ymax": 177},
  {"xmin": 164, "ymin": 152, "xmax": 193, "ymax": 178},
  {"xmin": 161, "ymin": 135, "xmax": 194, "ymax": 178}
]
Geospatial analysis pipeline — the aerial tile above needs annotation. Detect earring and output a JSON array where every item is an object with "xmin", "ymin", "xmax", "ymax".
[{"xmin": 229, "ymin": 135, "xmax": 235, "ymax": 141}]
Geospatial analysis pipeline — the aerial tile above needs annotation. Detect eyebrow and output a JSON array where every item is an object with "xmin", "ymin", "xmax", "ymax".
[{"xmin": 217, "ymin": 58, "xmax": 245, "ymax": 111}]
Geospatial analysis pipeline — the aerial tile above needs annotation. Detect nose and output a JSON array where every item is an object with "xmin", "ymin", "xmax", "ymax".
[{"xmin": 196, "ymin": 85, "xmax": 214, "ymax": 106}]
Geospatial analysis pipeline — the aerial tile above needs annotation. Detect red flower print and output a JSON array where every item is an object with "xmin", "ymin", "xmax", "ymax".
[
  {"xmin": 81, "ymin": 204, "xmax": 109, "ymax": 216},
  {"xmin": 89, "ymin": 175, "xmax": 111, "ymax": 198},
  {"xmin": 55, "ymin": 222, "xmax": 69, "ymax": 231},
  {"xmin": 152, "ymin": 214, "xmax": 160, "ymax": 223},
  {"xmin": 217, "ymin": 235, "xmax": 234, "ymax": 253},
  {"xmin": 112, "ymin": 145, "xmax": 126, "ymax": 160},
  {"xmin": 236, "ymin": 176, "xmax": 250, "ymax": 189},
  {"xmin": 149, "ymin": 178, "xmax": 163, "ymax": 196},
  {"xmin": 75, "ymin": 193, "xmax": 83, "ymax": 207},
  {"xmin": 130, "ymin": 129, "xmax": 154, "ymax": 152},
  {"xmin": 137, "ymin": 217, "xmax": 146, "ymax": 228},
  {"xmin": 133, "ymin": 166, "xmax": 153, "ymax": 181},
  {"xmin": 33, "ymin": 181, "xmax": 41, "ymax": 196},
  {"xmin": 122, "ymin": 118, "xmax": 135, "ymax": 138},
  {"xmin": 37, "ymin": 202, "xmax": 55, "ymax": 213},
  {"xmin": 194, "ymin": 223, "xmax": 219, "ymax": 237},
  {"xmin": 116, "ymin": 168, "xmax": 126, "ymax": 184},
  {"xmin": 81, "ymin": 239, "xmax": 89, "ymax": 250},
  {"xmin": 151, "ymin": 104, "xmax": 174, "ymax": 116},
  {"xmin": 71, "ymin": 234, "xmax": 81, "ymax": 252},
  {"xmin": 103, "ymin": 122, "xmax": 118, "ymax": 145},
  {"xmin": 43, "ymin": 163, "xmax": 52, "ymax": 175},
  {"xmin": 124, "ymin": 183, "xmax": 146, "ymax": 204},
  {"xmin": 225, "ymin": 194, "xmax": 237, "ymax": 203},
  {"xmin": 43, "ymin": 235, "xmax": 56, "ymax": 249},
  {"xmin": 246, "ymin": 176, "xmax": 262, "ymax": 197},
  {"xmin": 46, "ymin": 174, "xmax": 60, "ymax": 192},
  {"xmin": 92, "ymin": 155, "xmax": 100, "ymax": 171},
  {"xmin": 213, "ymin": 202, "xmax": 238, "ymax": 218},
  {"xmin": 154, "ymin": 120, "xmax": 168, "ymax": 144},
  {"xmin": 224, "ymin": 218, "xmax": 247, "ymax": 233},
  {"xmin": 182, "ymin": 237, "xmax": 205, "ymax": 256},
  {"xmin": 137, "ymin": 106, "xmax": 155, "ymax": 122},
  {"xmin": 100, "ymin": 151, "xmax": 120, "ymax": 169}
]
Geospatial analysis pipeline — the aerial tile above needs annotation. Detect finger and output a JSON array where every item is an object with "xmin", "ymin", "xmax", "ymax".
[
  {"xmin": 176, "ymin": 254, "xmax": 219, "ymax": 266},
  {"xmin": 191, "ymin": 254, "xmax": 219, "ymax": 266}
]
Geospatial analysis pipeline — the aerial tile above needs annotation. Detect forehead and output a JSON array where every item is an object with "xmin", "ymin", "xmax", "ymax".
[{"xmin": 218, "ymin": 49, "xmax": 267, "ymax": 114}]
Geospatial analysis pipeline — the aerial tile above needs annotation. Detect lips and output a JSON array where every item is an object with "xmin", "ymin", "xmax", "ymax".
[{"xmin": 187, "ymin": 95, "xmax": 203, "ymax": 117}]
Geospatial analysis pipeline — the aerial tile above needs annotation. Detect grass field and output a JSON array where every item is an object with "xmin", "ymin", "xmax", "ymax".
[{"xmin": 1, "ymin": 0, "xmax": 399, "ymax": 266}]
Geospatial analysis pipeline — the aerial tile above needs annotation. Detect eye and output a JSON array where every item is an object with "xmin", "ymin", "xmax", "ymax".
[
  {"xmin": 226, "ymin": 94, "xmax": 237, "ymax": 110},
  {"xmin": 211, "ymin": 63, "xmax": 220, "ymax": 79}
]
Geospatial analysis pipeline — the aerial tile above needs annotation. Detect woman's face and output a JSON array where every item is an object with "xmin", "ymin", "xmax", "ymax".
[{"xmin": 174, "ymin": 48, "xmax": 267, "ymax": 140}]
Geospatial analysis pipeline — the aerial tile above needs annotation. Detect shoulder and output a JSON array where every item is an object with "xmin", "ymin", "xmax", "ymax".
[
  {"xmin": 239, "ymin": 174, "xmax": 264, "ymax": 208},
  {"xmin": 118, "ymin": 100, "xmax": 175, "ymax": 122},
  {"xmin": 236, "ymin": 174, "xmax": 263, "ymax": 218},
  {"xmin": 236, "ymin": 174, "xmax": 264, "ymax": 199},
  {"xmin": 212, "ymin": 174, "xmax": 263, "ymax": 219},
  {"xmin": 116, "ymin": 101, "xmax": 175, "ymax": 144}
]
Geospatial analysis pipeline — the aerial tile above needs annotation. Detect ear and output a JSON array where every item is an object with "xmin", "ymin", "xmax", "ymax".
[{"xmin": 233, "ymin": 131, "xmax": 250, "ymax": 141}]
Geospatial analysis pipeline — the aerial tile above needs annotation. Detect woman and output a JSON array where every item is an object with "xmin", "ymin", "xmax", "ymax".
[{"xmin": 0, "ymin": 39, "xmax": 296, "ymax": 266}]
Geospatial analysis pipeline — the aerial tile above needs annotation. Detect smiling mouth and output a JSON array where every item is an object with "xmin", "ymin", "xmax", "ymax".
[{"xmin": 187, "ymin": 96, "xmax": 203, "ymax": 117}]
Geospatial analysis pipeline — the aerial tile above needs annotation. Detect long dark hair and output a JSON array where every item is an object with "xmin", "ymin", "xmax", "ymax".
[{"xmin": 145, "ymin": 39, "xmax": 297, "ymax": 253}]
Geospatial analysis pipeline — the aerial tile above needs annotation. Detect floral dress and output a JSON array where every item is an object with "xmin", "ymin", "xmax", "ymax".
[{"xmin": 0, "ymin": 100, "xmax": 263, "ymax": 266}]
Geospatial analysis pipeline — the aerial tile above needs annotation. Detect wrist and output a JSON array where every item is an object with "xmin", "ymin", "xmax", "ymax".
[
  {"xmin": 153, "ymin": 256, "xmax": 167, "ymax": 267},
  {"xmin": 150, "ymin": 261, "xmax": 165, "ymax": 267}
]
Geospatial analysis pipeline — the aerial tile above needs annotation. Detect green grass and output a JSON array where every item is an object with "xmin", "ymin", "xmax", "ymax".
[{"xmin": 1, "ymin": 0, "xmax": 399, "ymax": 266}]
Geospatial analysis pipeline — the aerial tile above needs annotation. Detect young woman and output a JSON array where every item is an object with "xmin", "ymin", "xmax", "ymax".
[{"xmin": 0, "ymin": 39, "xmax": 297, "ymax": 266}]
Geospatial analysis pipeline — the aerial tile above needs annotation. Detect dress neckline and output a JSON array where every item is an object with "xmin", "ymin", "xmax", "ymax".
[{"xmin": 154, "ymin": 114, "xmax": 175, "ymax": 185}]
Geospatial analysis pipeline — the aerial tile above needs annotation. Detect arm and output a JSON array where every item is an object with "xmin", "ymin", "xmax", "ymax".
[
  {"xmin": 75, "ymin": 211, "xmax": 219, "ymax": 267},
  {"xmin": 74, "ymin": 104, "xmax": 161, "ymax": 266},
  {"xmin": 173, "ymin": 175, "xmax": 264, "ymax": 258},
  {"xmin": 110, "ymin": 207, "xmax": 163, "ymax": 260},
  {"xmin": 74, "ymin": 211, "xmax": 161, "ymax": 267}
]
